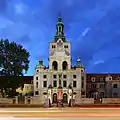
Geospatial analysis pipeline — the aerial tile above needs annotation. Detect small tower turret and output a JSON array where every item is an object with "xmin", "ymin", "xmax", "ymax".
[{"xmin": 76, "ymin": 57, "xmax": 81, "ymax": 68}]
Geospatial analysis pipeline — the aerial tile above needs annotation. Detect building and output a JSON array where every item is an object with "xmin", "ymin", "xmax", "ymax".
[
  {"xmin": 16, "ymin": 76, "xmax": 33, "ymax": 95},
  {"xmin": 1, "ymin": 16, "xmax": 120, "ymax": 105},
  {"xmin": 33, "ymin": 17, "xmax": 86, "ymax": 105},
  {"xmin": 32, "ymin": 16, "xmax": 120, "ymax": 105},
  {"xmin": 86, "ymin": 74, "xmax": 120, "ymax": 99}
]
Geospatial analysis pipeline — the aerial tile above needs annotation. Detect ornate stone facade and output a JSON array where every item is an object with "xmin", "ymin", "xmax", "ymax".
[
  {"xmin": 32, "ymin": 17, "xmax": 120, "ymax": 105},
  {"xmin": 33, "ymin": 17, "xmax": 86, "ymax": 105}
]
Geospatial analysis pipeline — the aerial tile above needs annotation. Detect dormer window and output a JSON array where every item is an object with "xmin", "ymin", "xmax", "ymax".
[
  {"xmin": 52, "ymin": 45, "xmax": 56, "ymax": 48},
  {"xmin": 91, "ymin": 77, "xmax": 95, "ymax": 82}
]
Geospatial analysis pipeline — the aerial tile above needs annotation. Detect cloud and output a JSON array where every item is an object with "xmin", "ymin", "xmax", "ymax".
[
  {"xmin": 82, "ymin": 28, "xmax": 90, "ymax": 37},
  {"xmin": 94, "ymin": 60, "xmax": 104, "ymax": 65}
]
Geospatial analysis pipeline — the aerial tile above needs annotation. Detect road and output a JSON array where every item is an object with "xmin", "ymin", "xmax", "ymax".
[{"xmin": 0, "ymin": 107, "xmax": 120, "ymax": 120}]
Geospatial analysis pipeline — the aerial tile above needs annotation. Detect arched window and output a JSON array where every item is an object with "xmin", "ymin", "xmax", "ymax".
[
  {"xmin": 62, "ymin": 61, "xmax": 68, "ymax": 70},
  {"xmin": 52, "ymin": 61, "xmax": 58, "ymax": 70},
  {"xmin": 52, "ymin": 93, "xmax": 57, "ymax": 103},
  {"xmin": 63, "ymin": 93, "xmax": 68, "ymax": 103}
]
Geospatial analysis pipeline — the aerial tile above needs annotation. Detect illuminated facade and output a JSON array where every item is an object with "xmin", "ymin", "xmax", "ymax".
[{"xmin": 33, "ymin": 17, "xmax": 86, "ymax": 105}]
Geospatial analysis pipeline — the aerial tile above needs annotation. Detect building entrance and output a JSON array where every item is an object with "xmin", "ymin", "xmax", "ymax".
[
  {"xmin": 52, "ymin": 93, "xmax": 57, "ymax": 103},
  {"xmin": 63, "ymin": 93, "xmax": 68, "ymax": 103}
]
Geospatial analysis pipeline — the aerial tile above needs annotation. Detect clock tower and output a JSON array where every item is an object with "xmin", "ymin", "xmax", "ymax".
[{"xmin": 49, "ymin": 16, "xmax": 71, "ymax": 70}]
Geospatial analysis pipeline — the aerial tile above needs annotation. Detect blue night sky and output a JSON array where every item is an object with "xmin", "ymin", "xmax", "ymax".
[{"xmin": 0, "ymin": 0, "xmax": 120, "ymax": 75}]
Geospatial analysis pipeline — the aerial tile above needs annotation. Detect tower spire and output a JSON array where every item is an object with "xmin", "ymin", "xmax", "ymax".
[{"xmin": 54, "ymin": 14, "xmax": 66, "ymax": 42}]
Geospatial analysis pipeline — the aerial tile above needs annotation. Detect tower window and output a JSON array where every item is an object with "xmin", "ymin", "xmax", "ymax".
[
  {"xmin": 63, "ymin": 81, "xmax": 67, "ymax": 87},
  {"xmin": 73, "ymin": 75, "xmax": 76, "ymax": 79},
  {"xmin": 43, "ymin": 81, "xmax": 47, "ymax": 87},
  {"xmin": 52, "ymin": 45, "xmax": 56, "ymax": 48},
  {"xmin": 63, "ymin": 75, "xmax": 67, "ymax": 79},
  {"xmin": 64, "ymin": 45, "xmax": 68, "ymax": 48},
  {"xmin": 73, "ymin": 81, "xmax": 77, "ymax": 88},
  {"xmin": 53, "ymin": 75, "xmax": 57, "ymax": 79},
  {"xmin": 53, "ymin": 80, "xmax": 57, "ymax": 87},
  {"xmin": 52, "ymin": 61, "xmax": 58, "ymax": 70},
  {"xmin": 62, "ymin": 61, "xmax": 68, "ymax": 70},
  {"xmin": 43, "ymin": 75, "xmax": 47, "ymax": 79}
]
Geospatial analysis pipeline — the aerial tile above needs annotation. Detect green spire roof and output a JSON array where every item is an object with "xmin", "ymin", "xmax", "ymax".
[{"xmin": 54, "ymin": 16, "xmax": 66, "ymax": 42}]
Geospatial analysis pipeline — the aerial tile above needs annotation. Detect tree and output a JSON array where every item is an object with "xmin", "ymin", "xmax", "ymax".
[{"xmin": 0, "ymin": 39, "xmax": 30, "ymax": 97}]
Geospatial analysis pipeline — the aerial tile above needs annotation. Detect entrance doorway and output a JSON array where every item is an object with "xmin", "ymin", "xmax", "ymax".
[
  {"xmin": 52, "ymin": 93, "xmax": 57, "ymax": 103},
  {"xmin": 63, "ymin": 93, "xmax": 68, "ymax": 103}
]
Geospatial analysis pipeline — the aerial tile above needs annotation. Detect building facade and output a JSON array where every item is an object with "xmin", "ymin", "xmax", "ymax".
[
  {"xmin": 33, "ymin": 17, "xmax": 86, "ymax": 105},
  {"xmin": 86, "ymin": 74, "xmax": 120, "ymax": 99},
  {"xmin": 32, "ymin": 17, "xmax": 120, "ymax": 105}
]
